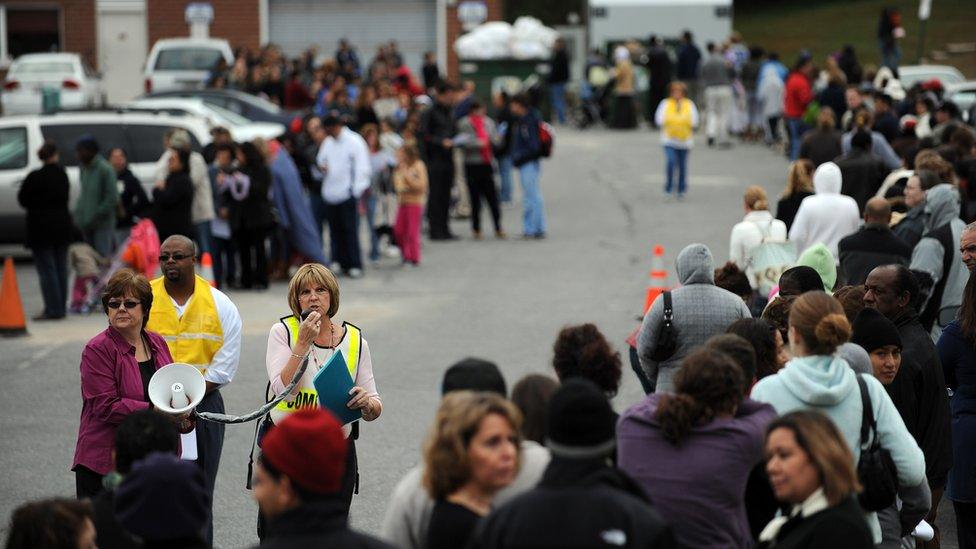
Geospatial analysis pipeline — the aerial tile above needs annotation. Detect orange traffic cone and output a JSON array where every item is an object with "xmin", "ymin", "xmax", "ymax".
[
  {"xmin": 0, "ymin": 257, "xmax": 28, "ymax": 336},
  {"xmin": 642, "ymin": 245, "xmax": 670, "ymax": 314},
  {"xmin": 200, "ymin": 252, "xmax": 216, "ymax": 287}
]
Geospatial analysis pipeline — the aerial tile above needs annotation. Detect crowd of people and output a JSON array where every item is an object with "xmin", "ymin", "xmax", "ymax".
[
  {"xmin": 18, "ymin": 41, "xmax": 554, "ymax": 321},
  {"xmin": 8, "ymin": 23, "xmax": 976, "ymax": 549}
]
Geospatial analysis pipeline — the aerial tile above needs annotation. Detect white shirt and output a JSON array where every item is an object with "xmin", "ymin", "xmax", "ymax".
[
  {"xmin": 789, "ymin": 194, "xmax": 860, "ymax": 260},
  {"xmin": 316, "ymin": 127, "xmax": 372, "ymax": 205},
  {"xmin": 170, "ymin": 285, "xmax": 242, "ymax": 386},
  {"xmin": 729, "ymin": 210, "xmax": 788, "ymax": 288},
  {"xmin": 170, "ymin": 285, "xmax": 241, "ymax": 460}
]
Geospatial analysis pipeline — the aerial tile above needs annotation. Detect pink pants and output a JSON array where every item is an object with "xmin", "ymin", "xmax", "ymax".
[{"xmin": 394, "ymin": 204, "xmax": 423, "ymax": 264}]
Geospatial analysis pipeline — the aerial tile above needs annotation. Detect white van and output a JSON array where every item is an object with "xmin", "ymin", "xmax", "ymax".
[
  {"xmin": 143, "ymin": 37, "xmax": 234, "ymax": 94},
  {"xmin": 0, "ymin": 110, "xmax": 211, "ymax": 245}
]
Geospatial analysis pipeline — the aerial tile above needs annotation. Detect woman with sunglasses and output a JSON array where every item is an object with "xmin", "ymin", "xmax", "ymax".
[{"xmin": 72, "ymin": 268, "xmax": 174, "ymax": 499}]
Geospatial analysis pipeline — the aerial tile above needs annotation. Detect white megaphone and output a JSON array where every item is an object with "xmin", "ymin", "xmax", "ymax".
[{"xmin": 148, "ymin": 363, "xmax": 206, "ymax": 414}]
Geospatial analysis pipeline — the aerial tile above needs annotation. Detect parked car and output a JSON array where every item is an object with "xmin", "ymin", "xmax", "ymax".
[
  {"xmin": 0, "ymin": 110, "xmax": 211, "ymax": 245},
  {"xmin": 1, "ymin": 53, "xmax": 104, "ymax": 115},
  {"xmin": 125, "ymin": 97, "xmax": 287, "ymax": 142},
  {"xmin": 142, "ymin": 88, "xmax": 302, "ymax": 126},
  {"xmin": 947, "ymin": 81, "xmax": 976, "ymax": 124},
  {"xmin": 143, "ymin": 37, "xmax": 233, "ymax": 94},
  {"xmin": 897, "ymin": 64, "xmax": 966, "ymax": 89}
]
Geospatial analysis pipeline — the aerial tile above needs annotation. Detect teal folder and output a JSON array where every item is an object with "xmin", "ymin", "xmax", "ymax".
[{"xmin": 312, "ymin": 350, "xmax": 363, "ymax": 425}]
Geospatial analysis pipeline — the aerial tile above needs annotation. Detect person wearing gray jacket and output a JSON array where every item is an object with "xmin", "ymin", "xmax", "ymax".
[
  {"xmin": 910, "ymin": 184, "xmax": 968, "ymax": 339},
  {"xmin": 637, "ymin": 243, "xmax": 752, "ymax": 393},
  {"xmin": 456, "ymin": 101, "xmax": 504, "ymax": 238}
]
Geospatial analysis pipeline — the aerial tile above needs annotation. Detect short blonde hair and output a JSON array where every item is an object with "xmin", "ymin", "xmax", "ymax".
[
  {"xmin": 287, "ymin": 263, "xmax": 340, "ymax": 319},
  {"xmin": 422, "ymin": 391, "xmax": 522, "ymax": 500},
  {"xmin": 669, "ymin": 81, "xmax": 688, "ymax": 97}
]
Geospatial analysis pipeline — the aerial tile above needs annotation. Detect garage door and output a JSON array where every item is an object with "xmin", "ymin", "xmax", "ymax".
[{"xmin": 269, "ymin": 0, "xmax": 435, "ymax": 76}]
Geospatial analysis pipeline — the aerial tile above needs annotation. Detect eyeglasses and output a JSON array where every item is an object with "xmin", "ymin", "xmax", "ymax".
[
  {"xmin": 158, "ymin": 253, "xmax": 192, "ymax": 263},
  {"xmin": 107, "ymin": 300, "xmax": 141, "ymax": 310}
]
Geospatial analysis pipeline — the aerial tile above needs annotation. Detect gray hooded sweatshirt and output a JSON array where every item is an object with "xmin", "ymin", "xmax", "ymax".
[
  {"xmin": 909, "ymin": 183, "xmax": 967, "ymax": 340},
  {"xmin": 637, "ymin": 243, "xmax": 752, "ymax": 393}
]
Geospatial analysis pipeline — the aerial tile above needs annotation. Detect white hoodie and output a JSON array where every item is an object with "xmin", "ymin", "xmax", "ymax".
[{"xmin": 788, "ymin": 162, "xmax": 860, "ymax": 259}]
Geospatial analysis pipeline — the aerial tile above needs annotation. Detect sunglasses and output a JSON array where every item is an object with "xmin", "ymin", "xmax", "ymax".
[
  {"xmin": 107, "ymin": 300, "xmax": 141, "ymax": 310},
  {"xmin": 159, "ymin": 253, "xmax": 192, "ymax": 263}
]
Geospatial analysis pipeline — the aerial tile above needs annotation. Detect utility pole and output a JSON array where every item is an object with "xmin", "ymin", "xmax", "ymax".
[{"xmin": 917, "ymin": 0, "xmax": 932, "ymax": 63}]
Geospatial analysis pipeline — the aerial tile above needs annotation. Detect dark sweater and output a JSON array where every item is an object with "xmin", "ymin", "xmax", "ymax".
[
  {"xmin": 759, "ymin": 497, "xmax": 873, "ymax": 549},
  {"xmin": 427, "ymin": 500, "xmax": 481, "ymax": 549},
  {"xmin": 837, "ymin": 224, "xmax": 912, "ymax": 285},
  {"xmin": 799, "ymin": 129, "xmax": 842, "ymax": 167},
  {"xmin": 257, "ymin": 499, "xmax": 392, "ymax": 549},
  {"xmin": 151, "ymin": 171, "xmax": 194, "ymax": 242},
  {"xmin": 776, "ymin": 192, "xmax": 814, "ymax": 232},
  {"xmin": 891, "ymin": 308, "xmax": 954, "ymax": 487},
  {"xmin": 17, "ymin": 163, "xmax": 73, "ymax": 249}
]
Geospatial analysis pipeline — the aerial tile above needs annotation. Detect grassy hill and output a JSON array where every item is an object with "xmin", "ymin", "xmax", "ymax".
[{"xmin": 735, "ymin": 0, "xmax": 975, "ymax": 78}]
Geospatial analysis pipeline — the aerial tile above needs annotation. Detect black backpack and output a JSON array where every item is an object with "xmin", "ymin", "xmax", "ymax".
[{"xmin": 855, "ymin": 374, "xmax": 899, "ymax": 511}]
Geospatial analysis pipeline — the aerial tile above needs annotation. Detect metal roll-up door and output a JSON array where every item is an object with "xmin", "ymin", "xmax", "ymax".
[{"xmin": 268, "ymin": 0, "xmax": 435, "ymax": 76}]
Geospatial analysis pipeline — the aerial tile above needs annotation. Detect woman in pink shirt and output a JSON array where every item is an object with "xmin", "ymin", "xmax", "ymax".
[{"xmin": 72, "ymin": 268, "xmax": 173, "ymax": 498}]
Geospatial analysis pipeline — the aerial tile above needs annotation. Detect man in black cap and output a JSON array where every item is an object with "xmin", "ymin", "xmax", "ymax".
[
  {"xmin": 850, "ymin": 308, "xmax": 933, "ymax": 549},
  {"xmin": 471, "ymin": 379, "xmax": 675, "ymax": 548},
  {"xmin": 863, "ymin": 264, "xmax": 951, "ymax": 541},
  {"xmin": 115, "ymin": 453, "xmax": 211, "ymax": 548}
]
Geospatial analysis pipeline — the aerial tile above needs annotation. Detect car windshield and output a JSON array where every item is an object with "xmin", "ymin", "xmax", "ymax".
[
  {"xmin": 900, "ymin": 69, "xmax": 964, "ymax": 89},
  {"xmin": 153, "ymin": 48, "xmax": 224, "ymax": 71},
  {"xmin": 236, "ymin": 92, "xmax": 282, "ymax": 115},
  {"xmin": 9, "ymin": 61, "xmax": 74, "ymax": 76},
  {"xmin": 205, "ymin": 103, "xmax": 250, "ymax": 126}
]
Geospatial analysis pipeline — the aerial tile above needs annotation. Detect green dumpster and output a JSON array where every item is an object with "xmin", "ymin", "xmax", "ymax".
[{"xmin": 458, "ymin": 58, "xmax": 552, "ymax": 121}]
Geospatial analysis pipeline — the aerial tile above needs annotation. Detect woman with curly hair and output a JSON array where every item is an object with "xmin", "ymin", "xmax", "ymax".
[
  {"xmin": 423, "ymin": 391, "xmax": 521, "ymax": 549},
  {"xmin": 727, "ymin": 318, "xmax": 782, "ymax": 381},
  {"xmin": 552, "ymin": 323, "xmax": 622, "ymax": 397},
  {"xmin": 618, "ymin": 348, "xmax": 777, "ymax": 548}
]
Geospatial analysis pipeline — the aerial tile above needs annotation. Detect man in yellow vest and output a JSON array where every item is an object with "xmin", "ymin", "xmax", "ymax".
[{"xmin": 146, "ymin": 235, "xmax": 242, "ymax": 543}]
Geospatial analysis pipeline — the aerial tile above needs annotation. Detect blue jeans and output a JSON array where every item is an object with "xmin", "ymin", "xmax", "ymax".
[
  {"xmin": 550, "ymin": 83, "xmax": 567, "ymax": 124},
  {"xmin": 309, "ymin": 192, "xmax": 334, "ymax": 264},
  {"xmin": 786, "ymin": 117, "xmax": 807, "ymax": 161},
  {"xmin": 194, "ymin": 221, "xmax": 213, "ymax": 256},
  {"xmin": 518, "ymin": 160, "xmax": 546, "ymax": 236},
  {"xmin": 212, "ymin": 236, "xmax": 236, "ymax": 288},
  {"xmin": 663, "ymin": 145, "xmax": 689, "ymax": 195},
  {"xmin": 498, "ymin": 155, "xmax": 514, "ymax": 203},
  {"xmin": 880, "ymin": 41, "xmax": 901, "ymax": 70},
  {"xmin": 34, "ymin": 244, "xmax": 68, "ymax": 317}
]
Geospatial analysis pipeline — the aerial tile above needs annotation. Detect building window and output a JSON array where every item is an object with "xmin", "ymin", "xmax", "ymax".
[{"xmin": 1, "ymin": 7, "xmax": 61, "ymax": 65}]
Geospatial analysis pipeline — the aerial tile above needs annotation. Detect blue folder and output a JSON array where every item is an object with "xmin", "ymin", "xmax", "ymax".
[{"xmin": 312, "ymin": 350, "xmax": 363, "ymax": 425}]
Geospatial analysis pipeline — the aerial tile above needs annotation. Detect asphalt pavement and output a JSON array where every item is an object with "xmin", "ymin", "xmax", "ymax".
[{"xmin": 0, "ymin": 126, "xmax": 959, "ymax": 547}]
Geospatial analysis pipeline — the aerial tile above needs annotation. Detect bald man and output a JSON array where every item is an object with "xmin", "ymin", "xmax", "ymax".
[
  {"xmin": 837, "ymin": 197, "xmax": 913, "ymax": 285},
  {"xmin": 145, "ymin": 234, "xmax": 242, "ymax": 543}
]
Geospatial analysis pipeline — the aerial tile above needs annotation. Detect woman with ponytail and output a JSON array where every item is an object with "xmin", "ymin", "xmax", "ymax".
[
  {"xmin": 751, "ymin": 291, "xmax": 925, "ymax": 543},
  {"xmin": 618, "ymin": 347, "xmax": 777, "ymax": 548},
  {"xmin": 730, "ymin": 185, "xmax": 788, "ymax": 291}
]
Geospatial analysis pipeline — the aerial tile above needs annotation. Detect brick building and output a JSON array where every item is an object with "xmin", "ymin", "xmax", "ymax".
[{"xmin": 1, "ymin": 0, "xmax": 502, "ymax": 98}]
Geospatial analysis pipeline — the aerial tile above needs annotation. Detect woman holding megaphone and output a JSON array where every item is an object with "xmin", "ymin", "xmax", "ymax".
[
  {"xmin": 265, "ymin": 263, "xmax": 382, "ymax": 511},
  {"xmin": 72, "ymin": 268, "xmax": 174, "ymax": 499}
]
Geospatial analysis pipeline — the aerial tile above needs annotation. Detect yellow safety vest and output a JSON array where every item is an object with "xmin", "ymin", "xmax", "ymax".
[
  {"xmin": 146, "ymin": 275, "xmax": 224, "ymax": 375},
  {"xmin": 662, "ymin": 98, "xmax": 694, "ymax": 141},
  {"xmin": 273, "ymin": 315, "xmax": 362, "ymax": 415}
]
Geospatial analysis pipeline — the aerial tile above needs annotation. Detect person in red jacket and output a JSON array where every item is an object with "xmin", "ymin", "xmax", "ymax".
[
  {"xmin": 784, "ymin": 53, "xmax": 814, "ymax": 161},
  {"xmin": 283, "ymin": 71, "xmax": 314, "ymax": 110}
]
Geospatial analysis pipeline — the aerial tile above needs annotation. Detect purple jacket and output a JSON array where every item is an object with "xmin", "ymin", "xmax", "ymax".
[
  {"xmin": 617, "ymin": 395, "xmax": 776, "ymax": 549},
  {"xmin": 72, "ymin": 327, "xmax": 172, "ymax": 475}
]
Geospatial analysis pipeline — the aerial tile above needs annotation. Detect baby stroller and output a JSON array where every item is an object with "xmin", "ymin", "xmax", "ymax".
[
  {"xmin": 573, "ymin": 65, "xmax": 613, "ymax": 129},
  {"xmin": 82, "ymin": 219, "xmax": 161, "ymax": 311}
]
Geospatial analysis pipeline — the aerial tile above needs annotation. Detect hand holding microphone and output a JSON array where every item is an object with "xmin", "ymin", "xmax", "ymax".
[{"xmin": 297, "ymin": 309, "xmax": 321, "ymax": 352}]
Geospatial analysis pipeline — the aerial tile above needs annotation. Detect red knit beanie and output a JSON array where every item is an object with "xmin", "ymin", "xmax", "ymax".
[{"xmin": 261, "ymin": 409, "xmax": 348, "ymax": 494}]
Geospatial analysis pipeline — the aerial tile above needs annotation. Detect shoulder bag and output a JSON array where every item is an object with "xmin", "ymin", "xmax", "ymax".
[
  {"xmin": 650, "ymin": 291, "xmax": 677, "ymax": 362},
  {"xmin": 855, "ymin": 374, "xmax": 899, "ymax": 511}
]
